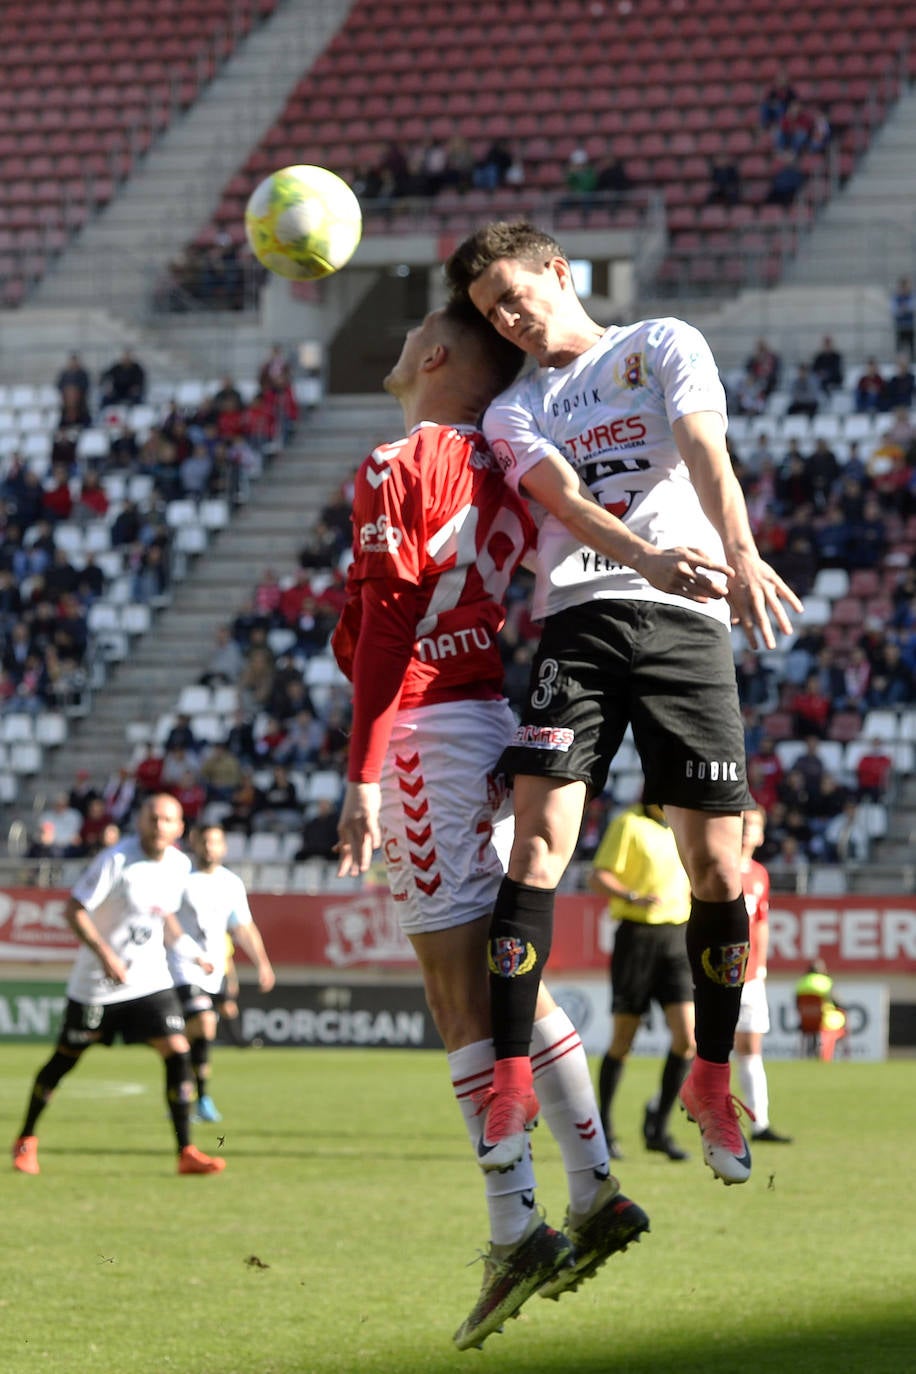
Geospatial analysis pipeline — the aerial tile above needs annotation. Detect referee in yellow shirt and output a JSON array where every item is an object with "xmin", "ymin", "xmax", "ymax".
[{"xmin": 591, "ymin": 803, "xmax": 695, "ymax": 1161}]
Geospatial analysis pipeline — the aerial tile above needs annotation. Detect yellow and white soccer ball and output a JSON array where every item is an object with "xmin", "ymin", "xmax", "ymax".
[{"xmin": 244, "ymin": 164, "xmax": 362, "ymax": 281}]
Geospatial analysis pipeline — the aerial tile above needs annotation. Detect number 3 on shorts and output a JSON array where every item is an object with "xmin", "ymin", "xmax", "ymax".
[{"xmin": 531, "ymin": 657, "xmax": 560, "ymax": 709}]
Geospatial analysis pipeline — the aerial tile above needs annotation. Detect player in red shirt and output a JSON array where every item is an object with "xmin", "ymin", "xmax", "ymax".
[
  {"xmin": 333, "ymin": 301, "xmax": 648, "ymax": 1351},
  {"xmin": 733, "ymin": 807, "xmax": 792, "ymax": 1143}
]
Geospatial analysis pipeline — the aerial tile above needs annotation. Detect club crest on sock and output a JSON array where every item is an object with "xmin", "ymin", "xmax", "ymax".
[
  {"xmin": 700, "ymin": 941, "xmax": 749, "ymax": 987},
  {"xmin": 488, "ymin": 936, "xmax": 537, "ymax": 978}
]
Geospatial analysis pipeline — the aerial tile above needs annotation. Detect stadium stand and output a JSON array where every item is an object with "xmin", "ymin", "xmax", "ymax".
[
  {"xmin": 2, "ymin": 0, "xmax": 916, "ymax": 909},
  {"xmin": 187, "ymin": 0, "xmax": 914, "ymax": 299},
  {"xmin": 0, "ymin": 0, "xmax": 278, "ymax": 306}
]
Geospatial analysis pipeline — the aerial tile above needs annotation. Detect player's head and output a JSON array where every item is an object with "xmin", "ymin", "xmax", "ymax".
[
  {"xmin": 445, "ymin": 221, "xmax": 583, "ymax": 363},
  {"xmin": 191, "ymin": 824, "xmax": 227, "ymax": 871},
  {"xmin": 384, "ymin": 300, "xmax": 523, "ymax": 419},
  {"xmin": 741, "ymin": 806, "xmax": 766, "ymax": 857},
  {"xmin": 136, "ymin": 793, "xmax": 184, "ymax": 858},
  {"xmin": 445, "ymin": 221, "xmax": 564, "ymax": 299}
]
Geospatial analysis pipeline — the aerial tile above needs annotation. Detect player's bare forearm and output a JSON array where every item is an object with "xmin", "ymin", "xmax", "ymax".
[
  {"xmin": 675, "ymin": 413, "xmax": 803, "ymax": 646},
  {"xmin": 234, "ymin": 926, "xmax": 276, "ymax": 992},
  {"xmin": 337, "ymin": 780, "xmax": 381, "ymax": 877},
  {"xmin": 66, "ymin": 900, "xmax": 126, "ymax": 982},
  {"xmin": 521, "ymin": 452, "xmax": 732, "ymax": 600}
]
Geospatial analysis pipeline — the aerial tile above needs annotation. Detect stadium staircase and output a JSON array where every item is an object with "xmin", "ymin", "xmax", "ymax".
[
  {"xmin": 785, "ymin": 85, "xmax": 916, "ymax": 287},
  {"xmin": 14, "ymin": 391, "xmax": 397, "ymax": 811}
]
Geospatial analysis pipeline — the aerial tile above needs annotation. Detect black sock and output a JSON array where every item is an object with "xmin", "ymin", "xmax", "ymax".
[
  {"xmin": 655, "ymin": 1051, "xmax": 691, "ymax": 1132},
  {"xmin": 165, "ymin": 1051, "xmax": 193, "ymax": 1150},
  {"xmin": 488, "ymin": 878, "xmax": 555, "ymax": 1060},
  {"xmin": 598, "ymin": 1053, "xmax": 625, "ymax": 1139},
  {"xmin": 686, "ymin": 895, "xmax": 749, "ymax": 1063},
  {"xmin": 20, "ymin": 1049, "xmax": 81, "ymax": 1137},
  {"xmin": 190, "ymin": 1036, "xmax": 210, "ymax": 1098}
]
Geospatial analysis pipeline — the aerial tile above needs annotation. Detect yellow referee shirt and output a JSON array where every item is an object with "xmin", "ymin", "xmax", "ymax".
[{"xmin": 592, "ymin": 805, "xmax": 690, "ymax": 925}]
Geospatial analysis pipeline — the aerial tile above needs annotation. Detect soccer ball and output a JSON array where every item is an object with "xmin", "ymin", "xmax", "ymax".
[{"xmin": 243, "ymin": 164, "xmax": 362, "ymax": 281}]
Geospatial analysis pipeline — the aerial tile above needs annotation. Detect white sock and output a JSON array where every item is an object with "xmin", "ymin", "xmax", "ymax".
[
  {"xmin": 530, "ymin": 1007, "xmax": 609, "ymax": 1214},
  {"xmin": 448, "ymin": 1038, "xmax": 538, "ymax": 1247},
  {"xmin": 735, "ymin": 1052, "xmax": 769, "ymax": 1130}
]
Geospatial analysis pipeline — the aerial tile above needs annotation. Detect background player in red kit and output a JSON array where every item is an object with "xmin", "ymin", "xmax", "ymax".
[
  {"xmin": 333, "ymin": 301, "xmax": 648, "ymax": 1352},
  {"xmin": 734, "ymin": 806, "xmax": 792, "ymax": 1143}
]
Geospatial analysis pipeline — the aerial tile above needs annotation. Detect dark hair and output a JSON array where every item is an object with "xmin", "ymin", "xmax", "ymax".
[
  {"xmin": 440, "ymin": 296, "xmax": 525, "ymax": 394},
  {"xmin": 444, "ymin": 221, "xmax": 564, "ymax": 301}
]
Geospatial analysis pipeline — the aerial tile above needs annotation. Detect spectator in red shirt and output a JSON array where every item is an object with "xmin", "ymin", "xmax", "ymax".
[
  {"xmin": 42, "ymin": 464, "xmax": 73, "ymax": 523},
  {"xmin": 855, "ymin": 740, "xmax": 893, "ymax": 801},
  {"xmin": 788, "ymin": 673, "xmax": 832, "ymax": 738},
  {"xmin": 278, "ymin": 568, "xmax": 314, "ymax": 627},
  {"xmin": 747, "ymin": 736, "xmax": 784, "ymax": 809},
  {"xmin": 854, "ymin": 359, "xmax": 887, "ymax": 414},
  {"xmin": 134, "ymin": 746, "xmax": 164, "ymax": 797},
  {"xmin": 170, "ymin": 770, "xmax": 207, "ymax": 824},
  {"xmin": 74, "ymin": 472, "xmax": 110, "ymax": 522}
]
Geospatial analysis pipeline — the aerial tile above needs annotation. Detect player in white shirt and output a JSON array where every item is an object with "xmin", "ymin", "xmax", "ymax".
[
  {"xmin": 171, "ymin": 824, "xmax": 275, "ymax": 1122},
  {"xmin": 12, "ymin": 794, "xmax": 225, "ymax": 1177},
  {"xmin": 445, "ymin": 222, "xmax": 801, "ymax": 1189}
]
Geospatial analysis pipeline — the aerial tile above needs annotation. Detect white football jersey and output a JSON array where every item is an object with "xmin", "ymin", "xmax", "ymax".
[
  {"xmin": 169, "ymin": 865, "xmax": 253, "ymax": 994},
  {"xmin": 67, "ymin": 837, "xmax": 192, "ymax": 1006},
  {"xmin": 482, "ymin": 317, "xmax": 731, "ymax": 623}
]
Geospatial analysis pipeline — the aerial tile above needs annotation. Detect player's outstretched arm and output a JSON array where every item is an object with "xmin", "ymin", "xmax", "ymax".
[
  {"xmin": 337, "ymin": 780, "xmax": 382, "ymax": 877},
  {"xmin": 520, "ymin": 450, "xmax": 733, "ymax": 601},
  {"xmin": 233, "ymin": 923, "xmax": 276, "ymax": 992},
  {"xmin": 674, "ymin": 411, "xmax": 803, "ymax": 648}
]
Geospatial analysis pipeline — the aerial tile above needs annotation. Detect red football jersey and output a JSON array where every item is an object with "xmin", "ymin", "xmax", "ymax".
[
  {"xmin": 741, "ymin": 856, "xmax": 770, "ymax": 980},
  {"xmin": 333, "ymin": 422, "xmax": 534, "ymax": 781}
]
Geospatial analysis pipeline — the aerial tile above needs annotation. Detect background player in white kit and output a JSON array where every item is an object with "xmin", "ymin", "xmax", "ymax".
[
  {"xmin": 12, "ymin": 794, "xmax": 225, "ymax": 1176},
  {"xmin": 333, "ymin": 300, "xmax": 653, "ymax": 1352},
  {"xmin": 734, "ymin": 806, "xmax": 792, "ymax": 1144},
  {"xmin": 170, "ymin": 823, "xmax": 276, "ymax": 1122},
  {"xmin": 445, "ymin": 222, "xmax": 802, "ymax": 1189}
]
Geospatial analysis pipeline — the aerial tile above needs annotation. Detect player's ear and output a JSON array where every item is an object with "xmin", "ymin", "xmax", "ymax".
[
  {"xmin": 552, "ymin": 255, "xmax": 573, "ymax": 289},
  {"xmin": 421, "ymin": 341, "xmax": 448, "ymax": 372}
]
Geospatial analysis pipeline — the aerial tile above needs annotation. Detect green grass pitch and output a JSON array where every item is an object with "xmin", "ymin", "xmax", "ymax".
[{"xmin": 1, "ymin": 1046, "xmax": 913, "ymax": 1374}]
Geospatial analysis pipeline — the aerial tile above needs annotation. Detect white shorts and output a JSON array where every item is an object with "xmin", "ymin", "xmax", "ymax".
[
  {"xmin": 736, "ymin": 975, "xmax": 770, "ymax": 1035},
  {"xmin": 379, "ymin": 698, "xmax": 515, "ymax": 936}
]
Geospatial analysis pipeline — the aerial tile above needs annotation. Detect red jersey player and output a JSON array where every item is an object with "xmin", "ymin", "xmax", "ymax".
[
  {"xmin": 332, "ymin": 302, "xmax": 648, "ymax": 1351},
  {"xmin": 733, "ymin": 806, "xmax": 792, "ymax": 1143}
]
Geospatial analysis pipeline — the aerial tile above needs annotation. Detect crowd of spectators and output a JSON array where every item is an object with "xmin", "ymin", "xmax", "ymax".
[
  {"xmin": 0, "ymin": 342, "xmax": 298, "ymax": 772},
  {"xmin": 9, "ymin": 335, "xmax": 916, "ymax": 885}
]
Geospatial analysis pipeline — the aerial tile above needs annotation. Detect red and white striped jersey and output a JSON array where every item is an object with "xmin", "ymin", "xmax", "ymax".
[{"xmin": 333, "ymin": 421, "xmax": 534, "ymax": 781}]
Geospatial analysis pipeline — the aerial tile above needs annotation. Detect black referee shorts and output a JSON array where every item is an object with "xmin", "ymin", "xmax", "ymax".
[
  {"xmin": 611, "ymin": 919, "xmax": 694, "ymax": 1016},
  {"xmin": 500, "ymin": 599, "xmax": 752, "ymax": 812}
]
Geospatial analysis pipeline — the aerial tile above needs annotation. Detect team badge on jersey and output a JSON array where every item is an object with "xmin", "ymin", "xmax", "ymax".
[
  {"xmin": 614, "ymin": 351, "xmax": 646, "ymax": 390},
  {"xmin": 487, "ymin": 936, "xmax": 537, "ymax": 979},
  {"xmin": 701, "ymin": 941, "xmax": 750, "ymax": 988}
]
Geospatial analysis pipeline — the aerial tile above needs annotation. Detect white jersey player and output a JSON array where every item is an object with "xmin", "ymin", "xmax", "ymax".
[
  {"xmin": 444, "ymin": 220, "xmax": 801, "ymax": 1192},
  {"xmin": 13, "ymin": 795, "xmax": 226, "ymax": 1176},
  {"xmin": 171, "ymin": 824, "xmax": 275, "ymax": 1123}
]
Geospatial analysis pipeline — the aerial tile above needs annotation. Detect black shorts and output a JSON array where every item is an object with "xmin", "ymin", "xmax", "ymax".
[
  {"xmin": 500, "ymin": 600, "xmax": 752, "ymax": 811},
  {"xmin": 60, "ymin": 989, "xmax": 186, "ymax": 1049},
  {"xmin": 611, "ymin": 919, "xmax": 694, "ymax": 1016},
  {"xmin": 175, "ymin": 983, "xmax": 216, "ymax": 1018}
]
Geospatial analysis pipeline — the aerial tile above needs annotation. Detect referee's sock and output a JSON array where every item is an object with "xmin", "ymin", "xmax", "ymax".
[
  {"xmin": 488, "ymin": 878, "xmax": 555, "ymax": 1067},
  {"xmin": 686, "ymin": 895, "xmax": 749, "ymax": 1063}
]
